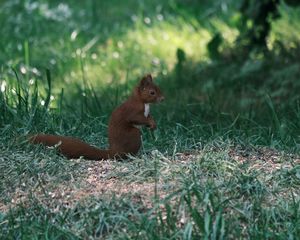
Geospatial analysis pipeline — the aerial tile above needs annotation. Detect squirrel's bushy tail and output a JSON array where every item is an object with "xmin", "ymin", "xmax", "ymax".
[{"xmin": 29, "ymin": 134, "xmax": 116, "ymax": 160}]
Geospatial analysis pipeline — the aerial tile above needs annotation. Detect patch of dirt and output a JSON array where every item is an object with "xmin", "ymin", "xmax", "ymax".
[
  {"xmin": 1, "ymin": 147, "xmax": 299, "ymax": 212},
  {"xmin": 0, "ymin": 160, "xmax": 176, "ymax": 212},
  {"xmin": 228, "ymin": 147, "xmax": 300, "ymax": 173}
]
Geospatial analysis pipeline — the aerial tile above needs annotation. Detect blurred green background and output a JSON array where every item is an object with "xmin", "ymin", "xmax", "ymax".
[{"xmin": 1, "ymin": 0, "xmax": 300, "ymax": 150}]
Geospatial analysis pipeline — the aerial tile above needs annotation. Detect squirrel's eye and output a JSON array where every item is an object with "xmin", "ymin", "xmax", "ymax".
[{"xmin": 150, "ymin": 90, "xmax": 156, "ymax": 96}]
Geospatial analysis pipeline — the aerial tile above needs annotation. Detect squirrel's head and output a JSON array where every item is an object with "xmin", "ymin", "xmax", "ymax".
[{"xmin": 138, "ymin": 74, "xmax": 164, "ymax": 103}]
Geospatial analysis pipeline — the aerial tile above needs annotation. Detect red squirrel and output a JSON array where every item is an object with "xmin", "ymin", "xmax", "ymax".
[{"xmin": 29, "ymin": 74, "xmax": 164, "ymax": 160}]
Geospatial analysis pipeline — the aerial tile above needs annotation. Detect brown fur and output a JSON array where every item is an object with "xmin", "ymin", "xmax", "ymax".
[{"xmin": 30, "ymin": 74, "xmax": 164, "ymax": 160}]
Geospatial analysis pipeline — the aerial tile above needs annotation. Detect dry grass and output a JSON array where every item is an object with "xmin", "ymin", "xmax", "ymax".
[{"xmin": 1, "ymin": 146, "xmax": 299, "ymax": 213}]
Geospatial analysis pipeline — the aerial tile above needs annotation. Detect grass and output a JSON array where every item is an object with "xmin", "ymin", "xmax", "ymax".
[
  {"xmin": 1, "ymin": 0, "xmax": 300, "ymax": 239},
  {"xmin": 1, "ymin": 147, "xmax": 299, "ymax": 239}
]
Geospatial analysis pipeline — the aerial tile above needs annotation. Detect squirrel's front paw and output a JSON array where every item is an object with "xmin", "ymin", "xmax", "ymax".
[{"xmin": 148, "ymin": 120, "xmax": 157, "ymax": 130}]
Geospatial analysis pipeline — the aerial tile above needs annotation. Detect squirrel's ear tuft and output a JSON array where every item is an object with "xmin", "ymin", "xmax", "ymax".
[{"xmin": 139, "ymin": 74, "xmax": 153, "ymax": 88}]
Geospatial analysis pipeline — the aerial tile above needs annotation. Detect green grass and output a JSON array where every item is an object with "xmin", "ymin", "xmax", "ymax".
[
  {"xmin": 1, "ymin": 147, "xmax": 299, "ymax": 239},
  {"xmin": 1, "ymin": 0, "xmax": 300, "ymax": 239}
]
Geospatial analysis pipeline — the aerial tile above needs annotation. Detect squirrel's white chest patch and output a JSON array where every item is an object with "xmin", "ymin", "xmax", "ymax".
[{"xmin": 144, "ymin": 104, "xmax": 150, "ymax": 117}]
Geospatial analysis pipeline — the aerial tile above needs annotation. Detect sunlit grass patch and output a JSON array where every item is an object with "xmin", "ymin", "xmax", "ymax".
[
  {"xmin": 68, "ymin": 17, "xmax": 212, "ymax": 87},
  {"xmin": 270, "ymin": 4, "xmax": 300, "ymax": 49}
]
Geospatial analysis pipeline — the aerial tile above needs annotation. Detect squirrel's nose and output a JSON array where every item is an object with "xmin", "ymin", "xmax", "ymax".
[{"xmin": 159, "ymin": 96, "xmax": 165, "ymax": 102}]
